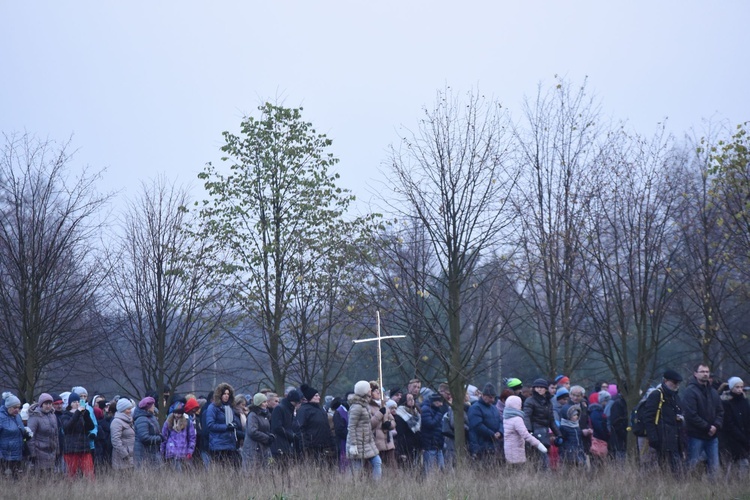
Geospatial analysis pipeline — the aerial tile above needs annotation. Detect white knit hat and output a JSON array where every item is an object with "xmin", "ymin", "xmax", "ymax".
[
  {"xmin": 116, "ymin": 398, "xmax": 134, "ymax": 413},
  {"xmin": 728, "ymin": 377, "xmax": 744, "ymax": 390},
  {"xmin": 354, "ymin": 380, "xmax": 371, "ymax": 397}
]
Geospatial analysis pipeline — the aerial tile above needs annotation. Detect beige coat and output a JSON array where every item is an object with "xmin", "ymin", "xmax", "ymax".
[
  {"xmin": 346, "ymin": 395, "xmax": 379, "ymax": 460},
  {"xmin": 110, "ymin": 412, "xmax": 135, "ymax": 470},
  {"xmin": 368, "ymin": 401, "xmax": 396, "ymax": 452}
]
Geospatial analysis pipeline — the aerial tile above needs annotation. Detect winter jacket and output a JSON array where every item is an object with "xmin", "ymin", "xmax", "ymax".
[
  {"xmin": 608, "ymin": 396, "xmax": 628, "ymax": 454},
  {"xmin": 588, "ymin": 403, "xmax": 610, "ymax": 441},
  {"xmin": 523, "ymin": 392, "xmax": 561, "ymax": 443},
  {"xmin": 96, "ymin": 414, "xmax": 112, "ymax": 465},
  {"xmin": 559, "ymin": 420, "xmax": 585, "ymax": 464},
  {"xmin": 682, "ymin": 376, "xmax": 724, "ymax": 439},
  {"xmin": 503, "ymin": 396, "xmax": 541, "ymax": 464},
  {"xmin": 270, "ymin": 398, "xmax": 300, "ymax": 458},
  {"xmin": 206, "ymin": 383, "xmax": 245, "ymax": 452},
  {"xmin": 59, "ymin": 408, "xmax": 95, "ymax": 454},
  {"xmin": 243, "ymin": 407, "xmax": 274, "ymax": 466},
  {"xmin": 110, "ymin": 412, "xmax": 135, "ymax": 470},
  {"xmin": 394, "ymin": 405, "xmax": 421, "ymax": 460},
  {"xmin": 295, "ymin": 402, "xmax": 335, "ymax": 452},
  {"xmin": 419, "ymin": 401, "xmax": 445, "ymax": 451},
  {"xmin": 0, "ymin": 405, "xmax": 25, "ymax": 461},
  {"xmin": 346, "ymin": 394, "xmax": 378, "ymax": 460},
  {"xmin": 368, "ymin": 401, "xmax": 395, "ymax": 452},
  {"xmin": 468, "ymin": 399, "xmax": 502, "ymax": 455},
  {"xmin": 642, "ymin": 385, "xmax": 682, "ymax": 455},
  {"xmin": 27, "ymin": 403, "xmax": 59, "ymax": 469},
  {"xmin": 160, "ymin": 413, "xmax": 196, "ymax": 460},
  {"xmin": 720, "ymin": 391, "xmax": 750, "ymax": 460},
  {"xmin": 133, "ymin": 407, "xmax": 162, "ymax": 466}
]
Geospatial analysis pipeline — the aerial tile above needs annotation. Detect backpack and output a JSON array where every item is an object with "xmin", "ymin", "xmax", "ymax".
[{"xmin": 630, "ymin": 389, "xmax": 662, "ymax": 437}]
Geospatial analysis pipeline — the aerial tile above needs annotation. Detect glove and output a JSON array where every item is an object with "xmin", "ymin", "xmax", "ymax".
[
  {"xmin": 379, "ymin": 407, "xmax": 386, "ymax": 415},
  {"xmin": 382, "ymin": 421, "xmax": 392, "ymax": 431},
  {"xmin": 268, "ymin": 434, "xmax": 276, "ymax": 442},
  {"xmin": 348, "ymin": 445, "xmax": 359, "ymax": 457},
  {"xmin": 24, "ymin": 427, "xmax": 34, "ymax": 439},
  {"xmin": 536, "ymin": 443, "xmax": 548, "ymax": 453},
  {"xmin": 555, "ymin": 436, "xmax": 564, "ymax": 447}
]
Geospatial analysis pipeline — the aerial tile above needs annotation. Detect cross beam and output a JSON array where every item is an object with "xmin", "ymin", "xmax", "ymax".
[{"xmin": 353, "ymin": 311, "xmax": 405, "ymax": 406}]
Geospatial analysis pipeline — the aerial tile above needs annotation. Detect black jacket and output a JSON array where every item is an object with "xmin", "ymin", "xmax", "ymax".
[
  {"xmin": 270, "ymin": 398, "xmax": 300, "ymax": 457},
  {"xmin": 294, "ymin": 402, "xmax": 334, "ymax": 451},
  {"xmin": 642, "ymin": 385, "xmax": 682, "ymax": 454},
  {"xmin": 720, "ymin": 391, "xmax": 750, "ymax": 460},
  {"xmin": 59, "ymin": 409, "xmax": 95, "ymax": 454},
  {"xmin": 682, "ymin": 376, "xmax": 723, "ymax": 439},
  {"xmin": 523, "ymin": 392, "xmax": 561, "ymax": 438}
]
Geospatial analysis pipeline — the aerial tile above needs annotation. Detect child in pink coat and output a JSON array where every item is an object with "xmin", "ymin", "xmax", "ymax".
[{"xmin": 503, "ymin": 395, "xmax": 547, "ymax": 465}]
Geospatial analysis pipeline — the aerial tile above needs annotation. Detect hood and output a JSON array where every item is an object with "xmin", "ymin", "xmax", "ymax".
[
  {"xmin": 506, "ymin": 395, "xmax": 523, "ymax": 411},
  {"xmin": 213, "ymin": 383, "xmax": 235, "ymax": 406},
  {"xmin": 349, "ymin": 394, "xmax": 369, "ymax": 407},
  {"xmin": 115, "ymin": 411, "xmax": 133, "ymax": 423}
]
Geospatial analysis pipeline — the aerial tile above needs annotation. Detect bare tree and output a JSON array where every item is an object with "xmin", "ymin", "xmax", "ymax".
[
  {"xmin": 0, "ymin": 133, "xmax": 109, "ymax": 402},
  {"xmin": 506, "ymin": 78, "xmax": 608, "ymax": 377},
  {"xmin": 103, "ymin": 176, "xmax": 229, "ymax": 418},
  {"xmin": 580, "ymin": 127, "xmax": 685, "ymax": 410},
  {"xmin": 381, "ymin": 88, "xmax": 517, "ymax": 459}
]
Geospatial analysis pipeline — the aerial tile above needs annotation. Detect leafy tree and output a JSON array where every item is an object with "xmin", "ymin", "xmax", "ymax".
[{"xmin": 195, "ymin": 103, "xmax": 378, "ymax": 393}]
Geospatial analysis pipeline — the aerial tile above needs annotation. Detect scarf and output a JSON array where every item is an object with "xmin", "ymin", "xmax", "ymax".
[
  {"xmin": 396, "ymin": 406, "xmax": 421, "ymax": 432},
  {"xmin": 560, "ymin": 418, "xmax": 579, "ymax": 428},
  {"xmin": 503, "ymin": 407, "xmax": 526, "ymax": 420}
]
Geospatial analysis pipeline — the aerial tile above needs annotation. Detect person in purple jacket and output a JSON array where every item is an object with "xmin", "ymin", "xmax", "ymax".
[{"xmin": 161, "ymin": 403, "xmax": 196, "ymax": 471}]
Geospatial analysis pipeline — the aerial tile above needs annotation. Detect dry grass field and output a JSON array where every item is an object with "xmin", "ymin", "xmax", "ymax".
[{"xmin": 3, "ymin": 461, "xmax": 750, "ymax": 499}]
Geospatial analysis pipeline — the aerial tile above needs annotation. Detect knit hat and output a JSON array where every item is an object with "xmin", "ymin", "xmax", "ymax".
[
  {"xmin": 557, "ymin": 376, "xmax": 570, "ymax": 386},
  {"xmin": 532, "ymin": 378, "xmax": 548, "ymax": 388},
  {"xmin": 300, "ymin": 384, "xmax": 318, "ymax": 401},
  {"xmin": 556, "ymin": 387, "xmax": 570, "ymax": 400},
  {"xmin": 286, "ymin": 389, "xmax": 302, "ymax": 403},
  {"xmin": 68, "ymin": 392, "xmax": 80, "ymax": 405},
  {"xmin": 428, "ymin": 393, "xmax": 443, "ymax": 404},
  {"xmin": 354, "ymin": 380, "xmax": 371, "ymax": 397},
  {"xmin": 253, "ymin": 393, "xmax": 267, "ymax": 407},
  {"xmin": 38, "ymin": 393, "xmax": 54, "ymax": 405},
  {"xmin": 598, "ymin": 390, "xmax": 611, "ymax": 405},
  {"xmin": 3, "ymin": 392, "xmax": 20, "ymax": 408},
  {"xmin": 72, "ymin": 386, "xmax": 88, "ymax": 397},
  {"xmin": 138, "ymin": 396, "xmax": 155, "ymax": 409},
  {"xmin": 389, "ymin": 387, "xmax": 402, "ymax": 398},
  {"xmin": 385, "ymin": 400, "xmax": 397, "ymax": 409},
  {"xmin": 183, "ymin": 398, "xmax": 200, "ymax": 414},
  {"xmin": 482, "ymin": 383, "xmax": 497, "ymax": 398},
  {"xmin": 554, "ymin": 375, "xmax": 565, "ymax": 383},
  {"xmin": 50, "ymin": 393, "xmax": 62, "ymax": 404},
  {"xmin": 607, "ymin": 384, "xmax": 618, "ymax": 397},
  {"xmin": 116, "ymin": 398, "xmax": 134, "ymax": 413},
  {"xmin": 506, "ymin": 378, "xmax": 523, "ymax": 390},
  {"xmin": 728, "ymin": 377, "xmax": 744, "ymax": 390},
  {"xmin": 20, "ymin": 403, "xmax": 30, "ymax": 420},
  {"xmin": 172, "ymin": 403, "xmax": 185, "ymax": 414}
]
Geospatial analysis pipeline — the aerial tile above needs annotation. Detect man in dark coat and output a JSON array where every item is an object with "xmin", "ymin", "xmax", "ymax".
[
  {"xmin": 294, "ymin": 384, "xmax": 336, "ymax": 467},
  {"xmin": 467, "ymin": 383, "xmax": 502, "ymax": 462},
  {"xmin": 270, "ymin": 389, "xmax": 301, "ymax": 466},
  {"xmin": 682, "ymin": 363, "xmax": 723, "ymax": 478},
  {"xmin": 643, "ymin": 369, "xmax": 684, "ymax": 474},
  {"xmin": 420, "ymin": 393, "xmax": 446, "ymax": 473}
]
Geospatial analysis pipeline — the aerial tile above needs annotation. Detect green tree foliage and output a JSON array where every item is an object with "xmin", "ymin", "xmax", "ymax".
[{"xmin": 195, "ymin": 103, "xmax": 378, "ymax": 393}]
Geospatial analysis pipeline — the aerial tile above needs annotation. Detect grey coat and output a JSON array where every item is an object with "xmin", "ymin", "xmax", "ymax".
[
  {"xmin": 243, "ymin": 408, "xmax": 274, "ymax": 467},
  {"xmin": 110, "ymin": 412, "xmax": 135, "ymax": 470},
  {"xmin": 27, "ymin": 404, "xmax": 59, "ymax": 469}
]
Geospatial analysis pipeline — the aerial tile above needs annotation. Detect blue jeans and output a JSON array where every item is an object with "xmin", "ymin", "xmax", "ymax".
[
  {"xmin": 687, "ymin": 437, "xmax": 719, "ymax": 478},
  {"xmin": 423, "ymin": 449, "xmax": 445, "ymax": 473},
  {"xmin": 351, "ymin": 455, "xmax": 382, "ymax": 480}
]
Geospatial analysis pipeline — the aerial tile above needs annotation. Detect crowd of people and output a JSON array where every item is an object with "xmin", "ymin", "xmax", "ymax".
[{"xmin": 1, "ymin": 362, "xmax": 749, "ymax": 481}]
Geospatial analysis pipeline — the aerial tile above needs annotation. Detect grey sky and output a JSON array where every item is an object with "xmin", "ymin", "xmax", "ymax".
[{"xmin": 2, "ymin": 2, "xmax": 748, "ymax": 212}]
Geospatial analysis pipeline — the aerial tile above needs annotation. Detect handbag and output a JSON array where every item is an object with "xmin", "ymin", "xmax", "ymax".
[
  {"xmin": 590, "ymin": 436, "xmax": 608, "ymax": 458},
  {"xmin": 532, "ymin": 425, "xmax": 551, "ymax": 446}
]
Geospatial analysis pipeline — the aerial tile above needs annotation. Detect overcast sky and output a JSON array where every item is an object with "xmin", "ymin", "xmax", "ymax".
[{"xmin": 2, "ymin": 2, "xmax": 748, "ymax": 214}]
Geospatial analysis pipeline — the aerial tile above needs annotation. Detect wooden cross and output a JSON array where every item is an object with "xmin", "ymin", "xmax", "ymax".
[{"xmin": 353, "ymin": 311, "xmax": 405, "ymax": 406}]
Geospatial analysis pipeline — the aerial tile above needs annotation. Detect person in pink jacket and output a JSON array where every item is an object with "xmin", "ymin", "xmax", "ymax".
[{"xmin": 503, "ymin": 395, "xmax": 547, "ymax": 466}]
